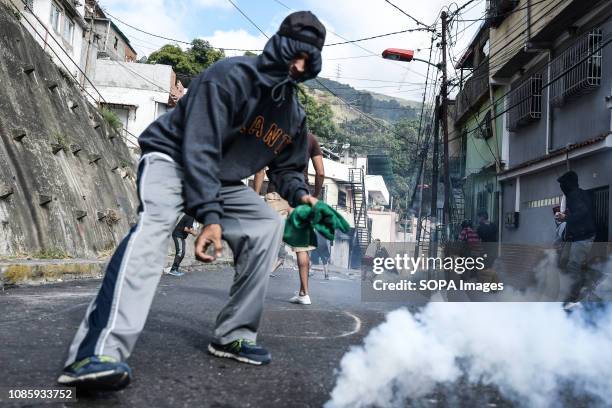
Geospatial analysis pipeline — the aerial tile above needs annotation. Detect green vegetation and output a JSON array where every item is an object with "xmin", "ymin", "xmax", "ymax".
[
  {"xmin": 32, "ymin": 248, "xmax": 71, "ymax": 259},
  {"xmin": 146, "ymin": 39, "xmax": 225, "ymax": 87},
  {"xmin": 51, "ymin": 131, "xmax": 69, "ymax": 151},
  {"xmin": 336, "ymin": 117, "xmax": 425, "ymax": 214},
  {"xmin": 99, "ymin": 107, "xmax": 122, "ymax": 131},
  {"xmin": 305, "ymin": 77, "xmax": 419, "ymax": 123},
  {"xmin": 297, "ymin": 86, "xmax": 337, "ymax": 143}
]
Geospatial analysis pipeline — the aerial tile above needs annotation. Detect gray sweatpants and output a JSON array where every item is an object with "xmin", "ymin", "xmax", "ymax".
[{"xmin": 64, "ymin": 153, "xmax": 283, "ymax": 365}]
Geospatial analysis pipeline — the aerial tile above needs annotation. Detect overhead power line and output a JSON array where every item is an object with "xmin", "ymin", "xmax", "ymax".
[
  {"xmin": 102, "ymin": 9, "xmax": 261, "ymax": 51},
  {"xmin": 226, "ymin": 0, "xmax": 269, "ymax": 38},
  {"xmin": 326, "ymin": 27, "xmax": 433, "ymax": 46},
  {"xmin": 447, "ymin": 0, "xmax": 482, "ymax": 20},
  {"xmin": 105, "ymin": 7, "xmax": 434, "ymax": 57},
  {"xmin": 217, "ymin": 0, "xmax": 434, "ymax": 141},
  {"xmin": 455, "ymin": 35, "xmax": 612, "ymax": 138},
  {"xmin": 383, "ymin": 0, "xmax": 435, "ymax": 31},
  {"xmin": 454, "ymin": 0, "xmax": 550, "ymax": 22}
]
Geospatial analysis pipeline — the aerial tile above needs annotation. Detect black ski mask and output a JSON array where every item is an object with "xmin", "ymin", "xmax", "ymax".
[{"xmin": 557, "ymin": 171, "xmax": 579, "ymax": 195}]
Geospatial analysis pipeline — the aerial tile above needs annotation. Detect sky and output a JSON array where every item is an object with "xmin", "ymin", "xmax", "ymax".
[{"xmin": 98, "ymin": 0, "xmax": 486, "ymax": 102}]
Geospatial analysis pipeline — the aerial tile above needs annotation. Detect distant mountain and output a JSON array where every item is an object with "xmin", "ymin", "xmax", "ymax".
[{"xmin": 304, "ymin": 77, "xmax": 421, "ymax": 123}]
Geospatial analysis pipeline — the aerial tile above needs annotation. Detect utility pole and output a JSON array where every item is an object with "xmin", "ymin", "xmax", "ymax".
[
  {"xmin": 413, "ymin": 157, "xmax": 426, "ymax": 258},
  {"xmin": 440, "ymin": 11, "xmax": 451, "ymax": 227},
  {"xmin": 430, "ymin": 95, "xmax": 440, "ymax": 258}
]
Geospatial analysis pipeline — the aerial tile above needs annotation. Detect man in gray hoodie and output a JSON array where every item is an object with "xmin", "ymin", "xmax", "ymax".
[{"xmin": 58, "ymin": 11, "xmax": 326, "ymax": 391}]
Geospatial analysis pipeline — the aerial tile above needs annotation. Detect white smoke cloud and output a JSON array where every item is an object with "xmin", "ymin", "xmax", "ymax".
[
  {"xmin": 492, "ymin": 249, "xmax": 573, "ymax": 302},
  {"xmin": 327, "ymin": 301, "xmax": 612, "ymax": 408}
]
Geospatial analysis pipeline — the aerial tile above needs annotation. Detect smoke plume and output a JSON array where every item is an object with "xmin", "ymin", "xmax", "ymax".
[{"xmin": 327, "ymin": 301, "xmax": 612, "ymax": 407}]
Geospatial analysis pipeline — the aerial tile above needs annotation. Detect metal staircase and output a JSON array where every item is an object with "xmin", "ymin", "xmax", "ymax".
[
  {"xmin": 415, "ymin": 216, "xmax": 431, "ymax": 257},
  {"xmin": 451, "ymin": 186, "xmax": 465, "ymax": 224},
  {"xmin": 349, "ymin": 168, "xmax": 370, "ymax": 252}
]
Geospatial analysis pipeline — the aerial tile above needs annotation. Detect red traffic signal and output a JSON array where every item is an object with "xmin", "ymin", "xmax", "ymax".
[{"xmin": 382, "ymin": 48, "xmax": 415, "ymax": 62}]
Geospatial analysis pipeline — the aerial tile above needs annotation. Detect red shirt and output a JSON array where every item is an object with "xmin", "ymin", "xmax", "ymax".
[{"xmin": 459, "ymin": 227, "xmax": 480, "ymax": 244}]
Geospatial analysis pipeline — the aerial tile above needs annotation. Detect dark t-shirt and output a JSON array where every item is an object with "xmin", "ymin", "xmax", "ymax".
[
  {"xmin": 268, "ymin": 133, "xmax": 322, "ymax": 193},
  {"xmin": 304, "ymin": 133, "xmax": 322, "ymax": 186},
  {"xmin": 173, "ymin": 215, "xmax": 195, "ymax": 239},
  {"xmin": 477, "ymin": 222, "xmax": 498, "ymax": 242}
]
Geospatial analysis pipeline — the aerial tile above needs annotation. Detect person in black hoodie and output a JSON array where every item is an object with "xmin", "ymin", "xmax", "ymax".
[
  {"xmin": 555, "ymin": 171, "xmax": 596, "ymax": 304},
  {"xmin": 58, "ymin": 11, "xmax": 326, "ymax": 391}
]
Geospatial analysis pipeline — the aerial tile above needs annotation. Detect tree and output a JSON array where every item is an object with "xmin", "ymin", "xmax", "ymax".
[
  {"xmin": 190, "ymin": 39, "xmax": 225, "ymax": 67},
  {"xmin": 146, "ymin": 40, "xmax": 225, "ymax": 87},
  {"xmin": 297, "ymin": 86, "xmax": 337, "ymax": 143},
  {"xmin": 338, "ymin": 116, "xmax": 421, "ymax": 215}
]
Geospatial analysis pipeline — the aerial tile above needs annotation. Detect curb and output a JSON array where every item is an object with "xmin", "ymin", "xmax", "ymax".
[
  {"xmin": 0, "ymin": 257, "xmax": 233, "ymax": 286},
  {"xmin": 0, "ymin": 259, "xmax": 106, "ymax": 286}
]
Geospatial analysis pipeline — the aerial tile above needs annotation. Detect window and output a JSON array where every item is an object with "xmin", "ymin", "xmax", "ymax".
[
  {"xmin": 589, "ymin": 186, "xmax": 609, "ymax": 243},
  {"xmin": 337, "ymin": 190, "xmax": 347, "ymax": 209},
  {"xmin": 50, "ymin": 2, "xmax": 62, "ymax": 33},
  {"xmin": 550, "ymin": 28, "xmax": 602, "ymax": 107},
  {"xmin": 22, "ymin": 0, "xmax": 33, "ymax": 10},
  {"xmin": 155, "ymin": 102, "xmax": 169, "ymax": 119},
  {"xmin": 114, "ymin": 37, "xmax": 119, "ymax": 50},
  {"xmin": 506, "ymin": 74, "xmax": 543, "ymax": 131},
  {"xmin": 475, "ymin": 111, "xmax": 493, "ymax": 139},
  {"xmin": 63, "ymin": 17, "xmax": 75, "ymax": 45},
  {"xmin": 476, "ymin": 190, "xmax": 489, "ymax": 214}
]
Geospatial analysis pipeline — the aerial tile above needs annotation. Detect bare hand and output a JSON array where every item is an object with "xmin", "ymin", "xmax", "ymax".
[
  {"xmin": 195, "ymin": 224, "xmax": 223, "ymax": 263},
  {"xmin": 300, "ymin": 195, "xmax": 318, "ymax": 207}
]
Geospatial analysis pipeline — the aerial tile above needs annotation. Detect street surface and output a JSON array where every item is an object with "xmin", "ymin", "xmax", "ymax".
[{"xmin": 0, "ymin": 264, "xmax": 514, "ymax": 407}]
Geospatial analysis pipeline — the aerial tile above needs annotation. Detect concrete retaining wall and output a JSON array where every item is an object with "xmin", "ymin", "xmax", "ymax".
[{"xmin": 0, "ymin": 4, "xmax": 139, "ymax": 258}]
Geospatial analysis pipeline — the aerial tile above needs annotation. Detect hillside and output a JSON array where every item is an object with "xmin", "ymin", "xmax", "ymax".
[{"xmin": 304, "ymin": 77, "xmax": 421, "ymax": 124}]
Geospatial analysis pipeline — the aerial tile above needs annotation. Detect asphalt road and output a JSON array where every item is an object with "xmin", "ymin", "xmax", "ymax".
[
  {"xmin": 0, "ymin": 264, "xmax": 414, "ymax": 408},
  {"xmin": 2, "ymin": 263, "xmax": 601, "ymax": 408}
]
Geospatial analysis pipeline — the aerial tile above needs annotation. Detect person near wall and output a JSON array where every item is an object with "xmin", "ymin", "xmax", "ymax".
[
  {"xmin": 459, "ymin": 220, "xmax": 481, "ymax": 279},
  {"xmin": 57, "ymin": 11, "xmax": 327, "ymax": 390},
  {"xmin": 555, "ymin": 171, "xmax": 597, "ymax": 306},
  {"xmin": 254, "ymin": 132, "xmax": 325, "ymax": 305},
  {"xmin": 167, "ymin": 214, "xmax": 197, "ymax": 277}
]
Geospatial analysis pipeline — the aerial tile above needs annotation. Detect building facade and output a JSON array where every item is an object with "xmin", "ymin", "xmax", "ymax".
[
  {"xmin": 88, "ymin": 60, "xmax": 185, "ymax": 147},
  {"xmin": 488, "ymin": 0, "xmax": 612, "ymax": 249},
  {"xmin": 84, "ymin": 0, "xmax": 136, "ymax": 63},
  {"xmin": 19, "ymin": 0, "xmax": 88, "ymax": 79},
  {"xmin": 454, "ymin": 23, "xmax": 504, "ymax": 227}
]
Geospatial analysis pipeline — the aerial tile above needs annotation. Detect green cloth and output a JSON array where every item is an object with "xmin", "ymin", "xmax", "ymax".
[{"xmin": 283, "ymin": 201, "xmax": 351, "ymax": 247}]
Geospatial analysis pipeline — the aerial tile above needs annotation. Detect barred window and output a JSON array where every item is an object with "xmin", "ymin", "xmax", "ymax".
[
  {"xmin": 506, "ymin": 74, "xmax": 543, "ymax": 132},
  {"xmin": 477, "ymin": 190, "xmax": 489, "ymax": 213},
  {"xmin": 550, "ymin": 29, "xmax": 602, "ymax": 107},
  {"xmin": 475, "ymin": 111, "xmax": 493, "ymax": 139}
]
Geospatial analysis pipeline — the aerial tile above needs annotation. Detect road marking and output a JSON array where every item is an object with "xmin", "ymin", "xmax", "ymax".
[{"xmin": 268, "ymin": 309, "xmax": 362, "ymax": 340}]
